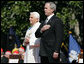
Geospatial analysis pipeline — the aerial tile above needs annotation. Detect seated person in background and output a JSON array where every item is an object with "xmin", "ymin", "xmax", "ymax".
[
  {"xmin": 9, "ymin": 50, "xmax": 19, "ymax": 63},
  {"xmin": 1, "ymin": 50, "xmax": 11, "ymax": 63},
  {"xmin": 18, "ymin": 46, "xmax": 25, "ymax": 63},
  {"xmin": 12, "ymin": 48, "xmax": 24, "ymax": 63},
  {"xmin": 4, "ymin": 51, "xmax": 11, "ymax": 58},
  {"xmin": 12, "ymin": 50, "xmax": 19, "ymax": 55},
  {"xmin": 12, "ymin": 47, "xmax": 19, "ymax": 53},
  {"xmin": 19, "ymin": 46, "xmax": 25, "ymax": 55}
]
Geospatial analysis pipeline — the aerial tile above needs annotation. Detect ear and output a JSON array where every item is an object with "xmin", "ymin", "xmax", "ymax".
[{"xmin": 51, "ymin": 9, "xmax": 54, "ymax": 13}]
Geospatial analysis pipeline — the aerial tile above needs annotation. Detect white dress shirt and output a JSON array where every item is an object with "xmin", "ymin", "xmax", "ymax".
[{"xmin": 45, "ymin": 13, "xmax": 54, "ymax": 23}]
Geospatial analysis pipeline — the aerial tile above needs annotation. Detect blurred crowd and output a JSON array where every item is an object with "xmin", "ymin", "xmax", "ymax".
[{"xmin": 1, "ymin": 46, "xmax": 25, "ymax": 63}]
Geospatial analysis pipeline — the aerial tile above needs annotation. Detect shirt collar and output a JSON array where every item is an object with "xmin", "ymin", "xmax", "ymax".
[
  {"xmin": 47, "ymin": 13, "xmax": 54, "ymax": 21},
  {"xmin": 32, "ymin": 22, "xmax": 40, "ymax": 27}
]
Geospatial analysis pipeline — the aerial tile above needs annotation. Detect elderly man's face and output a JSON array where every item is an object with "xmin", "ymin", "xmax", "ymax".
[
  {"xmin": 5, "ymin": 54, "xmax": 10, "ymax": 58},
  {"xmin": 19, "ymin": 51, "xmax": 24, "ymax": 55},
  {"xmin": 29, "ymin": 14, "xmax": 38, "ymax": 25},
  {"xmin": 44, "ymin": 3, "xmax": 54, "ymax": 16}
]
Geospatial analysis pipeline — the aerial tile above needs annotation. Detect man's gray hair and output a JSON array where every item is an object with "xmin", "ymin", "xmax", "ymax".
[
  {"xmin": 46, "ymin": 2, "xmax": 56, "ymax": 12},
  {"xmin": 30, "ymin": 12, "xmax": 40, "ymax": 21}
]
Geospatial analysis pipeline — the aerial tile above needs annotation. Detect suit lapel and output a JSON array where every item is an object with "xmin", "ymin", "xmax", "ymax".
[{"xmin": 47, "ymin": 15, "xmax": 55, "ymax": 24}]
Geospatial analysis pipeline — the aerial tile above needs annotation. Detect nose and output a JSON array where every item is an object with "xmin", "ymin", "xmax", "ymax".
[
  {"xmin": 44, "ymin": 8, "xmax": 46, "ymax": 10},
  {"xmin": 44, "ymin": 9, "xmax": 46, "ymax": 12},
  {"xmin": 29, "ymin": 17, "xmax": 31, "ymax": 21}
]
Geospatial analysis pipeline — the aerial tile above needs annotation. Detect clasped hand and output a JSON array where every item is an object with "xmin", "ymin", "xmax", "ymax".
[{"xmin": 25, "ymin": 37, "xmax": 30, "ymax": 45}]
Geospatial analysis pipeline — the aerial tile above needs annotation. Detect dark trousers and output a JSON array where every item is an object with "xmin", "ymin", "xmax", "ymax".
[
  {"xmin": 41, "ymin": 56, "xmax": 49, "ymax": 63},
  {"xmin": 40, "ymin": 56, "xmax": 59, "ymax": 63}
]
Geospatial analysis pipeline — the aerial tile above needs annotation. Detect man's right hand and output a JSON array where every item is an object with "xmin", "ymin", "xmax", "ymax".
[{"xmin": 41, "ymin": 25, "xmax": 51, "ymax": 32}]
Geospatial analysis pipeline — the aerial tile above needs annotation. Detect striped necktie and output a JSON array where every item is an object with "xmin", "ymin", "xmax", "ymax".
[{"xmin": 44, "ymin": 18, "xmax": 48, "ymax": 24}]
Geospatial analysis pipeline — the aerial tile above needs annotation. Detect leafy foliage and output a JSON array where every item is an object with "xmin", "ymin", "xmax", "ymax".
[{"xmin": 1, "ymin": 1, "xmax": 83, "ymax": 46}]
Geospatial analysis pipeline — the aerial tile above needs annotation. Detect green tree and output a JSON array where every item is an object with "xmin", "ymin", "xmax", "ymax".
[
  {"xmin": 56, "ymin": 1, "xmax": 83, "ymax": 47},
  {"xmin": 1, "ymin": 1, "xmax": 31, "ymax": 36},
  {"xmin": 1, "ymin": 1, "xmax": 83, "ymax": 48}
]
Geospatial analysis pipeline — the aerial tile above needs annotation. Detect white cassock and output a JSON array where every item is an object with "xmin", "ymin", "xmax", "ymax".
[{"xmin": 23, "ymin": 22, "xmax": 41, "ymax": 63}]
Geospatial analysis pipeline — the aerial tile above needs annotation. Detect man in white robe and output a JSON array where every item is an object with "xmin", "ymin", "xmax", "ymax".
[{"xmin": 23, "ymin": 12, "xmax": 41, "ymax": 63}]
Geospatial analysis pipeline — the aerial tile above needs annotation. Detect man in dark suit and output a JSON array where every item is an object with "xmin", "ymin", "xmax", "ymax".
[{"xmin": 35, "ymin": 2, "xmax": 64, "ymax": 63}]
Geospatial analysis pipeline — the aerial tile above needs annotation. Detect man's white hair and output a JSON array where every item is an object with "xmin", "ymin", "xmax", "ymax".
[{"xmin": 30, "ymin": 12, "xmax": 40, "ymax": 21}]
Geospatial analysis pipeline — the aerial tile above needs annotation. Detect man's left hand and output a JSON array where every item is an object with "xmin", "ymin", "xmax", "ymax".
[{"xmin": 53, "ymin": 52, "xmax": 59, "ymax": 59}]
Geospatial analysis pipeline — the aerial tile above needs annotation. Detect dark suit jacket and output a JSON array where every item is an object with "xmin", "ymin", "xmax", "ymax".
[
  {"xmin": 35, "ymin": 15, "xmax": 64, "ymax": 58},
  {"xmin": 1, "ymin": 56, "xmax": 8, "ymax": 63}
]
